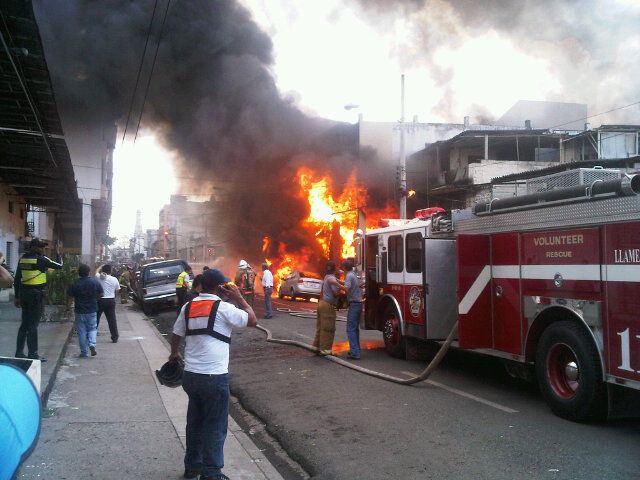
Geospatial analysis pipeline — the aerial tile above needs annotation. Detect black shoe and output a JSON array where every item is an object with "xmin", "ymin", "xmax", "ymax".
[
  {"xmin": 15, "ymin": 352, "xmax": 27, "ymax": 359},
  {"xmin": 264, "ymin": 315, "xmax": 272, "ymax": 319},
  {"xmin": 200, "ymin": 475, "xmax": 229, "ymax": 480},
  {"xmin": 183, "ymin": 469, "xmax": 199, "ymax": 479},
  {"xmin": 28, "ymin": 355, "xmax": 47, "ymax": 363},
  {"xmin": 90, "ymin": 346, "xmax": 97, "ymax": 356},
  {"xmin": 112, "ymin": 338, "xmax": 118, "ymax": 343}
]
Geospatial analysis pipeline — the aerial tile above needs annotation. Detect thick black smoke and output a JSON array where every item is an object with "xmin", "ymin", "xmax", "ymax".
[{"xmin": 33, "ymin": 0, "xmax": 369, "ymax": 270}]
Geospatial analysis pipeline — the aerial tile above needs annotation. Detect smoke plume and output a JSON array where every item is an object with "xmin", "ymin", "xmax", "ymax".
[
  {"xmin": 351, "ymin": 0, "xmax": 640, "ymax": 123},
  {"xmin": 33, "ymin": 0, "xmax": 367, "ymax": 270}
]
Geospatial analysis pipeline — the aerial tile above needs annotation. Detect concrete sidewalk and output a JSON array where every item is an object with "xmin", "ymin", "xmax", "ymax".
[
  {"xmin": 12, "ymin": 302, "xmax": 284, "ymax": 480},
  {"xmin": 0, "ymin": 301, "xmax": 73, "ymax": 403}
]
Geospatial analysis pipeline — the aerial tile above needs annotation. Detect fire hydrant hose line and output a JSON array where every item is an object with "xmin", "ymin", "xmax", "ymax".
[
  {"xmin": 274, "ymin": 307, "xmax": 316, "ymax": 319},
  {"xmin": 254, "ymin": 321, "xmax": 459, "ymax": 386}
]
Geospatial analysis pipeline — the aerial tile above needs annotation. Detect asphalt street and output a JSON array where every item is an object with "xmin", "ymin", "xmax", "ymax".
[{"xmin": 153, "ymin": 295, "xmax": 640, "ymax": 480}]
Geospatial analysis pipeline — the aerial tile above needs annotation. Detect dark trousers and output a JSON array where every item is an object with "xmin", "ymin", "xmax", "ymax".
[
  {"xmin": 176, "ymin": 288, "xmax": 187, "ymax": 314},
  {"xmin": 182, "ymin": 371, "xmax": 229, "ymax": 477},
  {"xmin": 16, "ymin": 288, "xmax": 44, "ymax": 357},
  {"xmin": 97, "ymin": 298, "xmax": 119, "ymax": 342}
]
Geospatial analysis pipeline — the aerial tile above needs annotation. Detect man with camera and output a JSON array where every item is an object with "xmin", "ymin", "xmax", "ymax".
[{"xmin": 169, "ymin": 268, "xmax": 257, "ymax": 480}]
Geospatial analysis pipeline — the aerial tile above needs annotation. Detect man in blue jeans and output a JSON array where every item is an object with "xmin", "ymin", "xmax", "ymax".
[
  {"xmin": 343, "ymin": 259, "xmax": 364, "ymax": 360},
  {"xmin": 67, "ymin": 264, "xmax": 103, "ymax": 357},
  {"xmin": 170, "ymin": 269, "xmax": 257, "ymax": 480}
]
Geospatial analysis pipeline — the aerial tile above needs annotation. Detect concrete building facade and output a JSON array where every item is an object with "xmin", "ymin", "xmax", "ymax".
[
  {"xmin": 561, "ymin": 125, "xmax": 640, "ymax": 163},
  {"xmin": 0, "ymin": 188, "xmax": 26, "ymax": 273},
  {"xmin": 156, "ymin": 195, "xmax": 219, "ymax": 268},
  {"xmin": 71, "ymin": 124, "xmax": 116, "ymax": 265}
]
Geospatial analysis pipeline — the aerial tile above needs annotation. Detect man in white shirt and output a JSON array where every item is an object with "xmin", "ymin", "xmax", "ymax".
[
  {"xmin": 261, "ymin": 263, "xmax": 274, "ymax": 319},
  {"xmin": 96, "ymin": 264, "xmax": 121, "ymax": 343},
  {"xmin": 170, "ymin": 268, "xmax": 256, "ymax": 480}
]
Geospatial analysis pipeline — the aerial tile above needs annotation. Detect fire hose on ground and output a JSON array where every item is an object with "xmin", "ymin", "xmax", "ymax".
[{"xmin": 255, "ymin": 314, "xmax": 459, "ymax": 385}]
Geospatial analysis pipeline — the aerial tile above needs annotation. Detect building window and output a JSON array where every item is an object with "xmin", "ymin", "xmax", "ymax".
[
  {"xmin": 388, "ymin": 235, "xmax": 404, "ymax": 272},
  {"xmin": 406, "ymin": 233, "xmax": 423, "ymax": 273},
  {"xmin": 8, "ymin": 201, "xmax": 13, "ymax": 214}
]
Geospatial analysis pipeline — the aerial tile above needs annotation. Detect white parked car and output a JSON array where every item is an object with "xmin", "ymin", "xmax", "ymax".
[{"xmin": 278, "ymin": 271, "xmax": 322, "ymax": 301}]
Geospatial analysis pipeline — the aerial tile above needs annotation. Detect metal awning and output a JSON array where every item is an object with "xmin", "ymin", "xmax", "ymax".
[{"xmin": 0, "ymin": 1, "xmax": 80, "ymax": 215}]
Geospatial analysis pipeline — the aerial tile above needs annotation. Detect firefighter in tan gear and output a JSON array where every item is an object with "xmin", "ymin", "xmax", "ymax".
[
  {"xmin": 119, "ymin": 267, "xmax": 132, "ymax": 304},
  {"xmin": 175, "ymin": 264, "xmax": 193, "ymax": 313},
  {"xmin": 234, "ymin": 260, "xmax": 255, "ymax": 306},
  {"xmin": 14, "ymin": 238, "xmax": 63, "ymax": 361}
]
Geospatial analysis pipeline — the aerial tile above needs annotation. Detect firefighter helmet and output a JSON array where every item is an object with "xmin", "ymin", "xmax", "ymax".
[
  {"xmin": 238, "ymin": 259, "xmax": 248, "ymax": 268},
  {"xmin": 155, "ymin": 358, "xmax": 184, "ymax": 388}
]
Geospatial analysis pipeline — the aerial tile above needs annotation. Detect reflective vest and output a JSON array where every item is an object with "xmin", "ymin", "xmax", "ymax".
[
  {"xmin": 184, "ymin": 299, "xmax": 230, "ymax": 344},
  {"xmin": 18, "ymin": 258, "xmax": 47, "ymax": 286},
  {"xmin": 176, "ymin": 271, "xmax": 189, "ymax": 289}
]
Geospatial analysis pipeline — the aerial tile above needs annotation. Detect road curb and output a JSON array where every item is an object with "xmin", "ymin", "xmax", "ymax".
[{"xmin": 41, "ymin": 320, "xmax": 74, "ymax": 409}]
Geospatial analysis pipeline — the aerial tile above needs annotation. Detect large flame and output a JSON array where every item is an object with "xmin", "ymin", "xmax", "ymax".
[
  {"xmin": 264, "ymin": 166, "xmax": 396, "ymax": 292},
  {"xmin": 298, "ymin": 167, "xmax": 363, "ymax": 259}
]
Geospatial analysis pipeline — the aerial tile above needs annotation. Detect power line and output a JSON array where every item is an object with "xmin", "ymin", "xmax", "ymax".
[
  {"xmin": 121, "ymin": 0, "xmax": 159, "ymax": 145},
  {"xmin": 134, "ymin": 0, "xmax": 172, "ymax": 143},
  {"xmin": 549, "ymin": 100, "xmax": 640, "ymax": 130}
]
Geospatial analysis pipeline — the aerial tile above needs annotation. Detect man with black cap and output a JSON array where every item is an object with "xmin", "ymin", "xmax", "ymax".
[
  {"xmin": 169, "ymin": 268, "xmax": 257, "ymax": 480},
  {"xmin": 14, "ymin": 238, "xmax": 63, "ymax": 361}
]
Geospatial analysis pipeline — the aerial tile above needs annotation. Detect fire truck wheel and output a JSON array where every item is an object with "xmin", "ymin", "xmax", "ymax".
[
  {"xmin": 535, "ymin": 321, "xmax": 606, "ymax": 421},
  {"xmin": 382, "ymin": 304, "xmax": 405, "ymax": 358}
]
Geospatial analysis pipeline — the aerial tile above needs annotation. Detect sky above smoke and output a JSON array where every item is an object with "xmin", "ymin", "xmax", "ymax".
[
  {"xmin": 32, "ymin": 0, "xmax": 640, "ymax": 262},
  {"xmin": 245, "ymin": 0, "xmax": 640, "ymax": 124}
]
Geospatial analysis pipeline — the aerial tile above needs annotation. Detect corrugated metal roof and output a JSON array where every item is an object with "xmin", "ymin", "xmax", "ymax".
[{"xmin": 0, "ymin": 0, "xmax": 79, "ymax": 214}]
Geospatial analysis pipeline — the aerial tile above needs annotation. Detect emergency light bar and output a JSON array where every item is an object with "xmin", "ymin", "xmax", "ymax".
[
  {"xmin": 377, "ymin": 218, "xmax": 412, "ymax": 228},
  {"xmin": 378, "ymin": 208, "xmax": 446, "ymax": 227},
  {"xmin": 414, "ymin": 207, "xmax": 445, "ymax": 219}
]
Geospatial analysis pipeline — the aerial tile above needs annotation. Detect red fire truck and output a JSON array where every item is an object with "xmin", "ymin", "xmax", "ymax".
[{"xmin": 356, "ymin": 168, "xmax": 640, "ymax": 420}]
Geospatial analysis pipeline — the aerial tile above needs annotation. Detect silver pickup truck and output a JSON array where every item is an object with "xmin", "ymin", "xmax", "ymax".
[{"xmin": 136, "ymin": 259, "xmax": 189, "ymax": 315}]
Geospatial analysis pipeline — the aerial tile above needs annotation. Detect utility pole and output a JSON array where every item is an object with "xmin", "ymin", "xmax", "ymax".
[{"xmin": 399, "ymin": 74, "xmax": 407, "ymax": 219}]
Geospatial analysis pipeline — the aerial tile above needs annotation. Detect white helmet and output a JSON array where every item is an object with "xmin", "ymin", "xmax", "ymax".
[{"xmin": 238, "ymin": 260, "xmax": 248, "ymax": 268}]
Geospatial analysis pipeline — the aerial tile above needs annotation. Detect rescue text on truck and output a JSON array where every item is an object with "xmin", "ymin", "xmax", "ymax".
[{"xmin": 355, "ymin": 168, "xmax": 640, "ymax": 421}]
